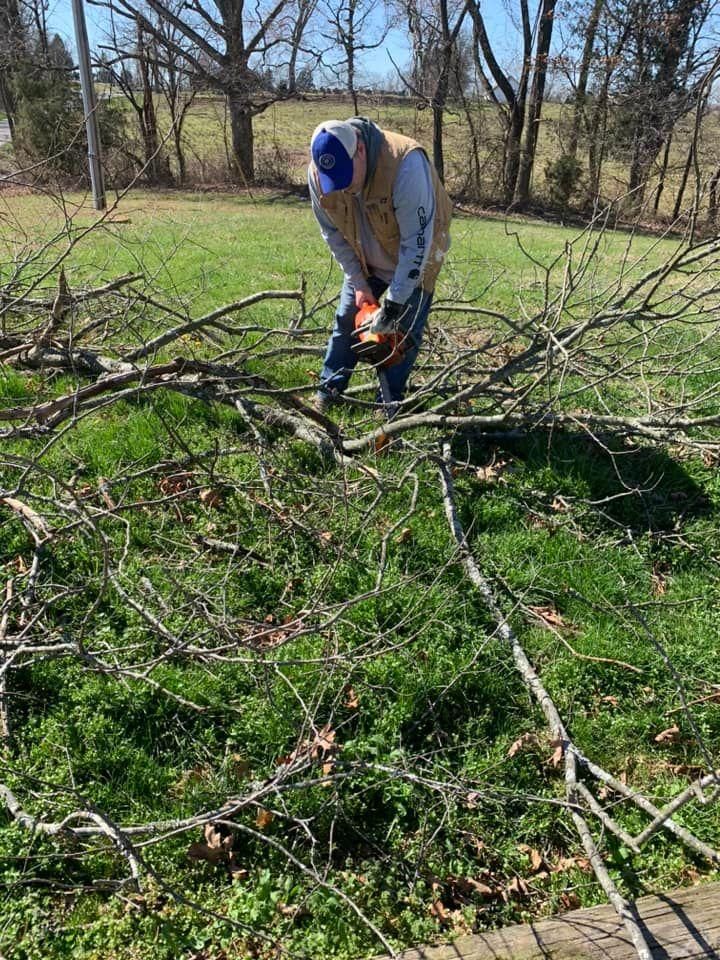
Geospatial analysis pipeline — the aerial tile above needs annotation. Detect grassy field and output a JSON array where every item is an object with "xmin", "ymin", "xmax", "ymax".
[
  {"xmin": 119, "ymin": 92, "xmax": 720, "ymax": 223},
  {"xmin": 1, "ymin": 190, "xmax": 720, "ymax": 960}
]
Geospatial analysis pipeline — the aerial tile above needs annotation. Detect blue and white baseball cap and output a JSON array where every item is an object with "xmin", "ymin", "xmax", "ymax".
[{"xmin": 310, "ymin": 120, "xmax": 357, "ymax": 193}]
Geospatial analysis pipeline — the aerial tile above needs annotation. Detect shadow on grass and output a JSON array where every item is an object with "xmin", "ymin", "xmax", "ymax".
[{"xmin": 464, "ymin": 428, "xmax": 713, "ymax": 535}]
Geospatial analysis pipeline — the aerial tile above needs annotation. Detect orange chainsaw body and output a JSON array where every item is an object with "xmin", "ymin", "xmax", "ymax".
[{"xmin": 352, "ymin": 303, "xmax": 405, "ymax": 368}]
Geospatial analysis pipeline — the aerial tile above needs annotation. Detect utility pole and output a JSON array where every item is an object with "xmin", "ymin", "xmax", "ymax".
[{"xmin": 71, "ymin": 0, "xmax": 106, "ymax": 210}]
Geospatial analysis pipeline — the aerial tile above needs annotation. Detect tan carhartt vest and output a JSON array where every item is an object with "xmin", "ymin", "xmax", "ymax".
[{"xmin": 312, "ymin": 130, "xmax": 452, "ymax": 294}]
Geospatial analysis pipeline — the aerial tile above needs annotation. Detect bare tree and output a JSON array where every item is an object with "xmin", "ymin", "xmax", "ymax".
[
  {"xmin": 321, "ymin": 0, "xmax": 389, "ymax": 113},
  {"xmin": 150, "ymin": 6, "xmax": 197, "ymax": 184},
  {"xmin": 285, "ymin": 0, "xmax": 318, "ymax": 94},
  {"xmin": 580, "ymin": 0, "xmax": 716, "ymax": 213},
  {"xmin": 98, "ymin": 18, "xmax": 173, "ymax": 185},
  {"xmin": 0, "ymin": 0, "xmax": 29, "ymax": 139},
  {"xmin": 394, "ymin": 0, "xmax": 469, "ymax": 182},
  {"xmin": 513, "ymin": 0, "xmax": 557, "ymax": 205},
  {"xmin": 567, "ymin": 0, "xmax": 606, "ymax": 163},
  {"xmin": 90, "ymin": 0, "xmax": 315, "ymax": 182},
  {"xmin": 622, "ymin": 0, "xmax": 708, "ymax": 207},
  {"xmin": 467, "ymin": 0, "xmax": 554, "ymax": 204}
]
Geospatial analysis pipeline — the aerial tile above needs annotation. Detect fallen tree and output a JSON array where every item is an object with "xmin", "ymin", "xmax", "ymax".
[{"xmin": 3, "ymin": 198, "xmax": 720, "ymax": 959}]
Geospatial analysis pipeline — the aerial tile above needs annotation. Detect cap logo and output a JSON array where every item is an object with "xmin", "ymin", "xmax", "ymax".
[{"xmin": 319, "ymin": 153, "xmax": 336, "ymax": 170}]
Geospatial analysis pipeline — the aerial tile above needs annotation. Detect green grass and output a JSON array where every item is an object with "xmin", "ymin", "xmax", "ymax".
[{"xmin": 1, "ymin": 191, "xmax": 720, "ymax": 960}]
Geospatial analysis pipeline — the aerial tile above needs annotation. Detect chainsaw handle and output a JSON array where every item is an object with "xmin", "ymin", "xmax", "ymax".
[{"xmin": 354, "ymin": 303, "xmax": 381, "ymax": 331}]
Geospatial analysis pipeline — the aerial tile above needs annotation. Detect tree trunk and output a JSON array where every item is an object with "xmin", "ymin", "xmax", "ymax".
[
  {"xmin": 468, "ymin": 0, "xmax": 529, "ymax": 205},
  {"xmin": 504, "ymin": 107, "xmax": 524, "ymax": 204},
  {"xmin": 348, "ymin": 43, "xmax": 358, "ymax": 114},
  {"xmin": 671, "ymin": 139, "xmax": 694, "ymax": 222},
  {"xmin": 586, "ymin": 91, "xmax": 608, "ymax": 205},
  {"xmin": 707, "ymin": 163, "xmax": 720, "ymax": 229},
  {"xmin": 432, "ymin": 104, "xmax": 444, "ymax": 182},
  {"xmin": 137, "ymin": 21, "xmax": 172, "ymax": 185},
  {"xmin": 653, "ymin": 132, "xmax": 672, "ymax": 215},
  {"xmin": 0, "ymin": 0, "xmax": 24, "ymax": 137},
  {"xmin": 513, "ymin": 0, "xmax": 557, "ymax": 207},
  {"xmin": 0, "ymin": 72, "xmax": 16, "ymax": 138},
  {"xmin": 568, "ymin": 0, "xmax": 604, "ymax": 160},
  {"xmin": 627, "ymin": 135, "xmax": 647, "ymax": 209},
  {"xmin": 347, "ymin": 0, "xmax": 358, "ymax": 115},
  {"xmin": 228, "ymin": 95, "xmax": 254, "ymax": 183},
  {"xmin": 460, "ymin": 88, "xmax": 482, "ymax": 196}
]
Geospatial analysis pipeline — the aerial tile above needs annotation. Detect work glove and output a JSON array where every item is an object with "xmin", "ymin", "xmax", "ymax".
[{"xmin": 370, "ymin": 298, "xmax": 405, "ymax": 335}]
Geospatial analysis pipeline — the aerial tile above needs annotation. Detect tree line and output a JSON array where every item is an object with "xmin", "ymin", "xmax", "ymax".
[{"xmin": 1, "ymin": 0, "xmax": 719, "ymax": 218}]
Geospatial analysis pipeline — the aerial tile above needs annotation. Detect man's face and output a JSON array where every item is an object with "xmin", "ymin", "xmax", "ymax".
[{"xmin": 345, "ymin": 138, "xmax": 367, "ymax": 194}]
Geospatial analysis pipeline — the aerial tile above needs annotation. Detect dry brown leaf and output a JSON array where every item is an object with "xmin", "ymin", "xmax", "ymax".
[
  {"xmin": 158, "ymin": 471, "xmax": 193, "ymax": 497},
  {"xmin": 343, "ymin": 686, "xmax": 360, "ymax": 710},
  {"xmin": 171, "ymin": 763, "xmax": 212, "ymax": 796},
  {"xmin": 651, "ymin": 566, "xmax": 667, "ymax": 597},
  {"xmin": 518, "ymin": 844, "xmax": 545, "ymax": 873},
  {"xmin": 465, "ymin": 791, "xmax": 481, "ymax": 810},
  {"xmin": 559, "ymin": 891, "xmax": 581, "ymax": 910},
  {"xmin": 527, "ymin": 605, "xmax": 577, "ymax": 633},
  {"xmin": 530, "ymin": 849, "xmax": 544, "ymax": 873},
  {"xmin": 277, "ymin": 723, "xmax": 341, "ymax": 771},
  {"xmin": 395, "ymin": 527, "xmax": 413, "ymax": 544},
  {"xmin": 465, "ymin": 878, "xmax": 495, "ymax": 897},
  {"xmin": 601, "ymin": 695, "xmax": 619, "ymax": 708},
  {"xmin": 319, "ymin": 530, "xmax": 333, "ymax": 544},
  {"xmin": 429, "ymin": 899, "xmax": 449, "ymax": 923},
  {"xmin": 313, "ymin": 724, "xmax": 337, "ymax": 756},
  {"xmin": 654, "ymin": 725, "xmax": 681, "ymax": 743},
  {"xmin": 507, "ymin": 732, "xmax": 540, "ymax": 758},
  {"xmin": 475, "ymin": 459, "xmax": 511, "ymax": 484},
  {"xmin": 506, "ymin": 876, "xmax": 531, "ymax": 900},
  {"xmin": 553, "ymin": 856, "xmax": 591, "ymax": 874},
  {"xmin": 255, "ymin": 808, "xmax": 274, "ymax": 831},
  {"xmin": 445, "ymin": 874, "xmax": 497, "ymax": 899},
  {"xmin": 551, "ymin": 496, "xmax": 570, "ymax": 513},
  {"xmin": 187, "ymin": 822, "xmax": 234, "ymax": 866},
  {"xmin": 231, "ymin": 755, "xmax": 250, "ymax": 780},
  {"xmin": 199, "ymin": 487, "xmax": 223, "ymax": 509},
  {"xmin": 187, "ymin": 840, "xmax": 226, "ymax": 865},
  {"xmin": 548, "ymin": 738, "xmax": 564, "ymax": 768}
]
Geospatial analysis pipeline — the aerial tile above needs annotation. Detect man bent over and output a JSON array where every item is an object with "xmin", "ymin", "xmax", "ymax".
[{"xmin": 308, "ymin": 117, "xmax": 452, "ymax": 412}]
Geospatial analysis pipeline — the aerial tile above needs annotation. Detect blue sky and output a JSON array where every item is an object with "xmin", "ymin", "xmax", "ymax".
[{"xmin": 47, "ymin": 0, "xmax": 522, "ymax": 87}]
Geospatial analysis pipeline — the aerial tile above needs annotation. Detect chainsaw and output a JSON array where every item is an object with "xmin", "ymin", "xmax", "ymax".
[{"xmin": 351, "ymin": 302, "xmax": 408, "ymax": 413}]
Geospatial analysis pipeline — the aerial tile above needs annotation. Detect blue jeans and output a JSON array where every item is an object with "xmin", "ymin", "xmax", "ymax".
[{"xmin": 318, "ymin": 277, "xmax": 432, "ymax": 403}]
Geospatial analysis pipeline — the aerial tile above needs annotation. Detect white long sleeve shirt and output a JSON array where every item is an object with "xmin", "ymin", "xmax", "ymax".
[{"xmin": 309, "ymin": 148, "xmax": 436, "ymax": 304}]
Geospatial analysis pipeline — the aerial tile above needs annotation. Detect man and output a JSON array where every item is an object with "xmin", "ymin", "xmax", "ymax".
[{"xmin": 308, "ymin": 117, "xmax": 452, "ymax": 413}]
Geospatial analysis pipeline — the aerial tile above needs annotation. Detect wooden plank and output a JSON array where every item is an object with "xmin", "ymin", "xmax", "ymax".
[{"xmin": 387, "ymin": 881, "xmax": 720, "ymax": 960}]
